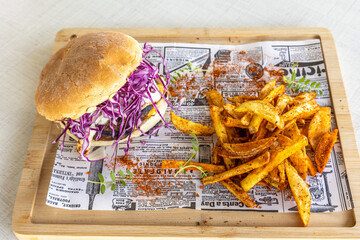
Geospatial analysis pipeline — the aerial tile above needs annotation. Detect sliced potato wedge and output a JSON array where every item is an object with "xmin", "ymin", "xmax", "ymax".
[
  {"xmin": 306, "ymin": 154, "xmax": 317, "ymax": 176},
  {"xmin": 266, "ymin": 94, "xmax": 293, "ymax": 131},
  {"xmin": 171, "ymin": 112, "xmax": 215, "ymax": 135},
  {"xmin": 249, "ymin": 85, "xmax": 286, "ymax": 134},
  {"xmin": 259, "ymin": 79, "xmax": 276, "ymax": 99},
  {"xmin": 227, "ymin": 95, "xmax": 258, "ymax": 104},
  {"xmin": 252, "ymin": 120, "xmax": 268, "ymax": 141},
  {"xmin": 239, "ymin": 112, "xmax": 253, "ymax": 126},
  {"xmin": 211, "ymin": 141, "xmax": 222, "ymax": 165},
  {"xmin": 315, "ymin": 129, "xmax": 338, "ymax": 173},
  {"xmin": 285, "ymin": 160, "xmax": 311, "ymax": 227},
  {"xmin": 224, "ymin": 103, "xmax": 245, "ymax": 119},
  {"xmin": 206, "ymin": 90, "xmax": 224, "ymax": 108},
  {"xmin": 223, "ymin": 116, "xmax": 248, "ymax": 128},
  {"xmin": 221, "ymin": 179, "xmax": 257, "ymax": 208},
  {"xmin": 161, "ymin": 160, "xmax": 226, "ymax": 174},
  {"xmin": 222, "ymin": 137, "xmax": 275, "ymax": 158},
  {"xmin": 235, "ymin": 100, "xmax": 284, "ymax": 129},
  {"xmin": 282, "ymin": 100, "xmax": 320, "ymax": 122},
  {"xmin": 209, "ymin": 105, "xmax": 229, "ymax": 143},
  {"xmin": 292, "ymin": 91, "xmax": 316, "ymax": 106},
  {"xmin": 308, "ymin": 107, "xmax": 331, "ymax": 151}
]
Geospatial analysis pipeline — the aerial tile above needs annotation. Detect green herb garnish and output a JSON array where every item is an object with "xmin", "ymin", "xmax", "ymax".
[
  {"xmin": 174, "ymin": 133, "xmax": 208, "ymax": 178},
  {"xmin": 88, "ymin": 170, "xmax": 134, "ymax": 194},
  {"xmin": 283, "ymin": 62, "xmax": 323, "ymax": 95},
  {"xmin": 170, "ymin": 62, "xmax": 203, "ymax": 83}
]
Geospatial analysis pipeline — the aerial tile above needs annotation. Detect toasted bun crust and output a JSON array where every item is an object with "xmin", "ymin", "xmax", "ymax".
[{"xmin": 35, "ymin": 32, "xmax": 142, "ymax": 121}]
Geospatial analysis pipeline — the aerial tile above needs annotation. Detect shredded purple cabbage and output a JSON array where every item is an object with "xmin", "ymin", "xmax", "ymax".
[{"xmin": 53, "ymin": 43, "xmax": 173, "ymax": 162}]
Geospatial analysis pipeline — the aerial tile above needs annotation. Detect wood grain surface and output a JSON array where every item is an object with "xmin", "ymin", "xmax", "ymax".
[{"xmin": 11, "ymin": 28, "xmax": 360, "ymax": 239}]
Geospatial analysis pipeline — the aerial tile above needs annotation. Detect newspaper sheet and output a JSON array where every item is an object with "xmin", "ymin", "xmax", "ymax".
[{"xmin": 46, "ymin": 39, "xmax": 353, "ymax": 213}]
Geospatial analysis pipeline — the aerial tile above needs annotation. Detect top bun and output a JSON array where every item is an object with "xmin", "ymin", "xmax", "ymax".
[{"xmin": 35, "ymin": 32, "xmax": 142, "ymax": 121}]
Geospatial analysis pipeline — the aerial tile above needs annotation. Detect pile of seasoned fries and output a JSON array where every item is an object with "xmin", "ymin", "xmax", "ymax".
[{"xmin": 163, "ymin": 79, "xmax": 338, "ymax": 226}]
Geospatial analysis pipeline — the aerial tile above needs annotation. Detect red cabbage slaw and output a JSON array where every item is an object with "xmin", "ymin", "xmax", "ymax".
[{"xmin": 53, "ymin": 43, "xmax": 173, "ymax": 162}]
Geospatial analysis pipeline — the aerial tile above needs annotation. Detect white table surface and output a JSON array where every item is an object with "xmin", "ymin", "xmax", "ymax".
[{"xmin": 1, "ymin": 0, "xmax": 359, "ymax": 239}]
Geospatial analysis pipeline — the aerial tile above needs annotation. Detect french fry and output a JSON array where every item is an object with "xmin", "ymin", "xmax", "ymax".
[
  {"xmin": 216, "ymin": 147, "xmax": 259, "ymax": 160},
  {"xmin": 263, "ymin": 175, "xmax": 281, "ymax": 190},
  {"xmin": 216, "ymin": 147, "xmax": 240, "ymax": 159},
  {"xmin": 222, "ymin": 105, "xmax": 245, "ymax": 144},
  {"xmin": 279, "ymin": 135, "xmax": 308, "ymax": 180},
  {"xmin": 282, "ymin": 100, "xmax": 320, "ymax": 122},
  {"xmin": 225, "ymin": 126, "xmax": 239, "ymax": 143},
  {"xmin": 222, "ymin": 137, "xmax": 275, "ymax": 158},
  {"xmin": 224, "ymin": 103, "xmax": 245, "ymax": 119},
  {"xmin": 270, "ymin": 119, "xmax": 297, "ymax": 137},
  {"xmin": 223, "ymin": 116, "xmax": 248, "ymax": 128},
  {"xmin": 276, "ymin": 134, "xmax": 293, "ymax": 146},
  {"xmin": 259, "ymin": 79, "xmax": 276, "ymax": 99},
  {"xmin": 278, "ymin": 161, "xmax": 286, "ymax": 187},
  {"xmin": 266, "ymin": 95, "xmax": 293, "ymax": 131},
  {"xmin": 235, "ymin": 100, "xmax": 284, "ymax": 129},
  {"xmin": 292, "ymin": 91, "xmax": 316, "ymax": 106},
  {"xmin": 288, "ymin": 154, "xmax": 301, "ymax": 176},
  {"xmin": 209, "ymin": 106, "xmax": 235, "ymax": 169},
  {"xmin": 249, "ymin": 85, "xmax": 286, "ymax": 134},
  {"xmin": 223, "ymin": 157, "xmax": 235, "ymax": 170},
  {"xmin": 170, "ymin": 112, "xmax": 215, "ymax": 135},
  {"xmin": 221, "ymin": 179, "xmax": 257, "ymax": 208},
  {"xmin": 298, "ymin": 148, "xmax": 308, "ymax": 180},
  {"xmin": 305, "ymin": 154, "xmax": 317, "ymax": 176},
  {"xmin": 251, "ymin": 120, "xmax": 268, "ymax": 141},
  {"xmin": 297, "ymin": 118, "xmax": 306, "ymax": 125},
  {"xmin": 300, "ymin": 121, "xmax": 310, "ymax": 137},
  {"xmin": 282, "ymin": 121, "xmax": 301, "ymax": 139},
  {"xmin": 161, "ymin": 160, "xmax": 226, "ymax": 174},
  {"xmin": 308, "ymin": 107, "xmax": 331, "ymax": 151},
  {"xmin": 268, "ymin": 167, "xmax": 280, "ymax": 183},
  {"xmin": 248, "ymin": 114, "xmax": 263, "ymax": 134},
  {"xmin": 227, "ymin": 95, "xmax": 258, "ymax": 104},
  {"xmin": 262, "ymin": 85, "xmax": 286, "ymax": 103},
  {"xmin": 315, "ymin": 129, "xmax": 338, "ymax": 173},
  {"xmin": 209, "ymin": 105, "xmax": 229, "ymax": 143},
  {"xmin": 206, "ymin": 90, "xmax": 224, "ymax": 109},
  {"xmin": 239, "ymin": 112, "xmax": 253, "ymax": 126},
  {"xmin": 202, "ymin": 152, "xmax": 270, "ymax": 185},
  {"xmin": 280, "ymin": 124, "xmax": 308, "ymax": 180},
  {"xmin": 240, "ymin": 134, "xmax": 308, "ymax": 192},
  {"xmin": 285, "ymin": 160, "xmax": 311, "ymax": 227},
  {"xmin": 211, "ymin": 142, "xmax": 222, "ymax": 165}
]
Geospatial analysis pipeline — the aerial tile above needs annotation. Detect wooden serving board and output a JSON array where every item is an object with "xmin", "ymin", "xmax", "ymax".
[{"xmin": 12, "ymin": 28, "xmax": 360, "ymax": 239}]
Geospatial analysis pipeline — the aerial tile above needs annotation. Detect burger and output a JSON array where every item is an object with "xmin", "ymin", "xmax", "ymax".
[{"xmin": 35, "ymin": 32, "xmax": 171, "ymax": 161}]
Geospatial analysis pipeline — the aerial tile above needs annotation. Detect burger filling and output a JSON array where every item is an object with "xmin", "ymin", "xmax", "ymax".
[
  {"xmin": 96, "ymin": 103, "xmax": 156, "ymax": 141},
  {"xmin": 54, "ymin": 43, "xmax": 172, "ymax": 162}
]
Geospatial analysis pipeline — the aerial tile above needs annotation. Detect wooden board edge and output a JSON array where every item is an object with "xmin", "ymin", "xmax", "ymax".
[
  {"xmin": 12, "ymin": 114, "xmax": 52, "ymax": 236},
  {"xmin": 9, "ymin": 224, "xmax": 360, "ymax": 239},
  {"xmin": 54, "ymin": 27, "xmax": 331, "ymax": 38},
  {"xmin": 318, "ymin": 30, "xmax": 360, "ymax": 226}
]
